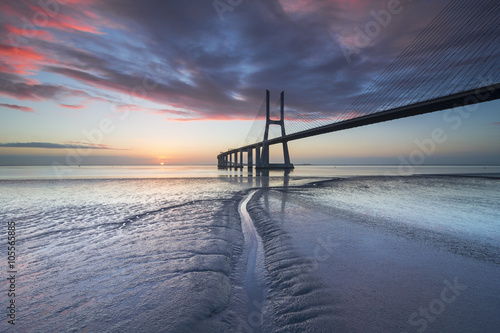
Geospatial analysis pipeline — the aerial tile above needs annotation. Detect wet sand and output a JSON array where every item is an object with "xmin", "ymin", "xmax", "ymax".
[{"xmin": 246, "ymin": 176, "xmax": 500, "ymax": 332}]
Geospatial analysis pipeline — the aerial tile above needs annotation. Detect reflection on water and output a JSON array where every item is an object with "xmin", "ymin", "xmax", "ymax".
[
  {"xmin": 250, "ymin": 175, "xmax": 500, "ymax": 332},
  {"xmin": 0, "ymin": 178, "xmax": 254, "ymax": 332},
  {"xmin": 1, "ymin": 164, "xmax": 499, "ymax": 180},
  {"xmin": 1, "ymin": 166, "xmax": 499, "ymax": 332}
]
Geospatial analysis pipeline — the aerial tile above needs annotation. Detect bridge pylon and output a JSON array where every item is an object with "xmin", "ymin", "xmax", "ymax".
[{"xmin": 257, "ymin": 90, "xmax": 294, "ymax": 170}]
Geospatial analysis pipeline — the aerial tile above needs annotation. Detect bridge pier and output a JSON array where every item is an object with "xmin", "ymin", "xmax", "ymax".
[
  {"xmin": 217, "ymin": 90, "xmax": 294, "ymax": 171},
  {"xmin": 239, "ymin": 149, "xmax": 244, "ymax": 169},
  {"xmin": 256, "ymin": 90, "xmax": 294, "ymax": 170},
  {"xmin": 217, "ymin": 155, "xmax": 223, "ymax": 168},
  {"xmin": 280, "ymin": 89, "xmax": 291, "ymax": 167},
  {"xmin": 258, "ymin": 142, "xmax": 269, "ymax": 168},
  {"xmin": 247, "ymin": 147, "xmax": 253, "ymax": 172},
  {"xmin": 256, "ymin": 144, "xmax": 261, "ymax": 166}
]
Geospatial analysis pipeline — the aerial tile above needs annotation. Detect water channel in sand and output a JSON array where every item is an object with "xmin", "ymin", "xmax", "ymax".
[{"xmin": 239, "ymin": 190, "xmax": 266, "ymax": 332}]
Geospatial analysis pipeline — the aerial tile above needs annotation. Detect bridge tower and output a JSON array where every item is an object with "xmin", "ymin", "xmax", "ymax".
[{"xmin": 257, "ymin": 90, "xmax": 294, "ymax": 169}]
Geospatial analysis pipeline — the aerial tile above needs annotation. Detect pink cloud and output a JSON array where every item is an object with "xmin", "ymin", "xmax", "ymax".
[
  {"xmin": 279, "ymin": 0, "xmax": 371, "ymax": 16},
  {"xmin": 114, "ymin": 103, "xmax": 254, "ymax": 122},
  {"xmin": 0, "ymin": 141, "xmax": 128, "ymax": 150},
  {"xmin": 44, "ymin": 15, "xmax": 104, "ymax": 35},
  {"xmin": 115, "ymin": 104, "xmax": 194, "ymax": 117},
  {"xmin": 0, "ymin": 1, "xmax": 106, "ymax": 44},
  {"xmin": 0, "ymin": 71, "xmax": 95, "ymax": 102},
  {"xmin": 0, "ymin": 43, "xmax": 48, "ymax": 75},
  {"xmin": 4, "ymin": 24, "xmax": 56, "ymax": 42},
  {"xmin": 165, "ymin": 114, "xmax": 256, "ymax": 122},
  {"xmin": 21, "ymin": 1, "xmax": 105, "ymax": 35},
  {"xmin": 0, "ymin": 103, "xmax": 35, "ymax": 112},
  {"xmin": 59, "ymin": 103, "xmax": 85, "ymax": 109}
]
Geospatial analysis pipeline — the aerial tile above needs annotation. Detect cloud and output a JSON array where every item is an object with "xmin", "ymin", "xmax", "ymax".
[
  {"xmin": 0, "ymin": 43, "xmax": 48, "ymax": 74},
  {"xmin": 43, "ymin": 13, "xmax": 105, "ymax": 35},
  {"xmin": 4, "ymin": 24, "xmax": 55, "ymax": 42},
  {"xmin": 0, "ymin": 71, "xmax": 93, "ymax": 102},
  {"xmin": 114, "ymin": 103, "xmax": 253, "ymax": 121},
  {"xmin": 0, "ymin": 0, "xmax": 356, "ymax": 118},
  {"xmin": 0, "ymin": 0, "xmax": 497, "ymax": 124},
  {"xmin": 0, "ymin": 103, "xmax": 34, "ymax": 112},
  {"xmin": 0, "ymin": 154, "xmax": 150, "ymax": 166},
  {"xmin": 0, "ymin": 142, "xmax": 127, "ymax": 150},
  {"xmin": 59, "ymin": 103, "xmax": 85, "ymax": 109},
  {"xmin": 2, "ymin": 1, "xmax": 105, "ymax": 35}
]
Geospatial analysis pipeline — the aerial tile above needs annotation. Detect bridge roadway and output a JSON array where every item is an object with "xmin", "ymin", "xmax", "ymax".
[{"xmin": 217, "ymin": 83, "xmax": 500, "ymax": 169}]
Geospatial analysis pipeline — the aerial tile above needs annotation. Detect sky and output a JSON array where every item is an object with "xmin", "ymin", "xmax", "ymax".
[{"xmin": 0, "ymin": 0, "xmax": 499, "ymax": 166}]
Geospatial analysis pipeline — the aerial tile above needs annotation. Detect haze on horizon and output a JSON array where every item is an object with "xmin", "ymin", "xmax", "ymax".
[{"xmin": 1, "ymin": 0, "xmax": 499, "ymax": 167}]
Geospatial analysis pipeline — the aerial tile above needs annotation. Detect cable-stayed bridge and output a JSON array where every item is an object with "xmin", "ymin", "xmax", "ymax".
[{"xmin": 217, "ymin": 0, "xmax": 500, "ymax": 171}]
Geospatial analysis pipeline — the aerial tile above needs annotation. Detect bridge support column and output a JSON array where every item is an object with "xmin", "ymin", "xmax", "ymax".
[
  {"xmin": 247, "ymin": 147, "xmax": 253, "ymax": 172},
  {"xmin": 260, "ymin": 142, "xmax": 269, "ymax": 167},
  {"xmin": 218, "ymin": 155, "xmax": 224, "ymax": 168},
  {"xmin": 256, "ymin": 90, "xmax": 294, "ymax": 170},
  {"xmin": 282, "ymin": 141, "xmax": 291, "ymax": 166},
  {"xmin": 217, "ymin": 90, "xmax": 293, "ymax": 171},
  {"xmin": 256, "ymin": 145, "xmax": 261, "ymax": 166},
  {"xmin": 280, "ymin": 91, "xmax": 292, "ymax": 167}
]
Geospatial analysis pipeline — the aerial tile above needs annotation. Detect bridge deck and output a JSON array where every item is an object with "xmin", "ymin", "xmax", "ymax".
[{"xmin": 218, "ymin": 84, "xmax": 500, "ymax": 159}]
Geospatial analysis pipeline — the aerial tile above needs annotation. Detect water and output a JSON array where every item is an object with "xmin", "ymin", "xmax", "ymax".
[
  {"xmin": 250, "ymin": 176, "xmax": 500, "ymax": 332},
  {"xmin": 0, "ymin": 178, "xmax": 253, "ymax": 332},
  {"xmin": 1, "ymin": 164, "xmax": 499, "ymax": 180},
  {"xmin": 0, "ymin": 166, "xmax": 499, "ymax": 332}
]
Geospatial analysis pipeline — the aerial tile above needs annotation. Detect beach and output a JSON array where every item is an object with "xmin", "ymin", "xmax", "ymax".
[
  {"xmin": 246, "ymin": 175, "xmax": 500, "ymax": 332},
  {"xmin": 0, "ymin": 166, "xmax": 499, "ymax": 332}
]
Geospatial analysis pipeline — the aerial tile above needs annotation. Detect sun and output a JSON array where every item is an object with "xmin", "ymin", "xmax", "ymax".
[{"xmin": 160, "ymin": 162, "xmax": 164, "ymax": 165}]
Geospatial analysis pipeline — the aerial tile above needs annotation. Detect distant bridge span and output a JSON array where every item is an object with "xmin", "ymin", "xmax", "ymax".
[
  {"xmin": 217, "ymin": 84, "xmax": 500, "ymax": 170},
  {"xmin": 217, "ymin": 0, "xmax": 500, "ymax": 170}
]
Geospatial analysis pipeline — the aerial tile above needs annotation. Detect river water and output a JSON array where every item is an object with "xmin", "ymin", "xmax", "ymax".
[{"xmin": 0, "ymin": 165, "xmax": 498, "ymax": 332}]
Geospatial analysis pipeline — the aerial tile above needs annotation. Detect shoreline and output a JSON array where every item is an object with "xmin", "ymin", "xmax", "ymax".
[
  {"xmin": 244, "ymin": 175, "xmax": 500, "ymax": 332},
  {"xmin": 1, "ymin": 164, "xmax": 500, "ymax": 181},
  {"xmin": 1, "ymin": 171, "xmax": 498, "ymax": 331}
]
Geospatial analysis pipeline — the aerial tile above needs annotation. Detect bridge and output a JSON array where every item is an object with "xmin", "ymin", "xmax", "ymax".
[{"xmin": 217, "ymin": 0, "xmax": 500, "ymax": 171}]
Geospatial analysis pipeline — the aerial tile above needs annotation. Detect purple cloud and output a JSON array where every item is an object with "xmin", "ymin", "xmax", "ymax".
[
  {"xmin": 0, "ymin": 142, "xmax": 127, "ymax": 150},
  {"xmin": 0, "ymin": 0, "xmax": 498, "ymax": 122},
  {"xmin": 0, "ymin": 102, "xmax": 34, "ymax": 112}
]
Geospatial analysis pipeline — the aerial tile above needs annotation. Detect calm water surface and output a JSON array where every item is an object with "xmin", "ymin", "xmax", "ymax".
[
  {"xmin": 1, "ymin": 164, "xmax": 500, "ymax": 179},
  {"xmin": 0, "ymin": 165, "xmax": 498, "ymax": 332}
]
